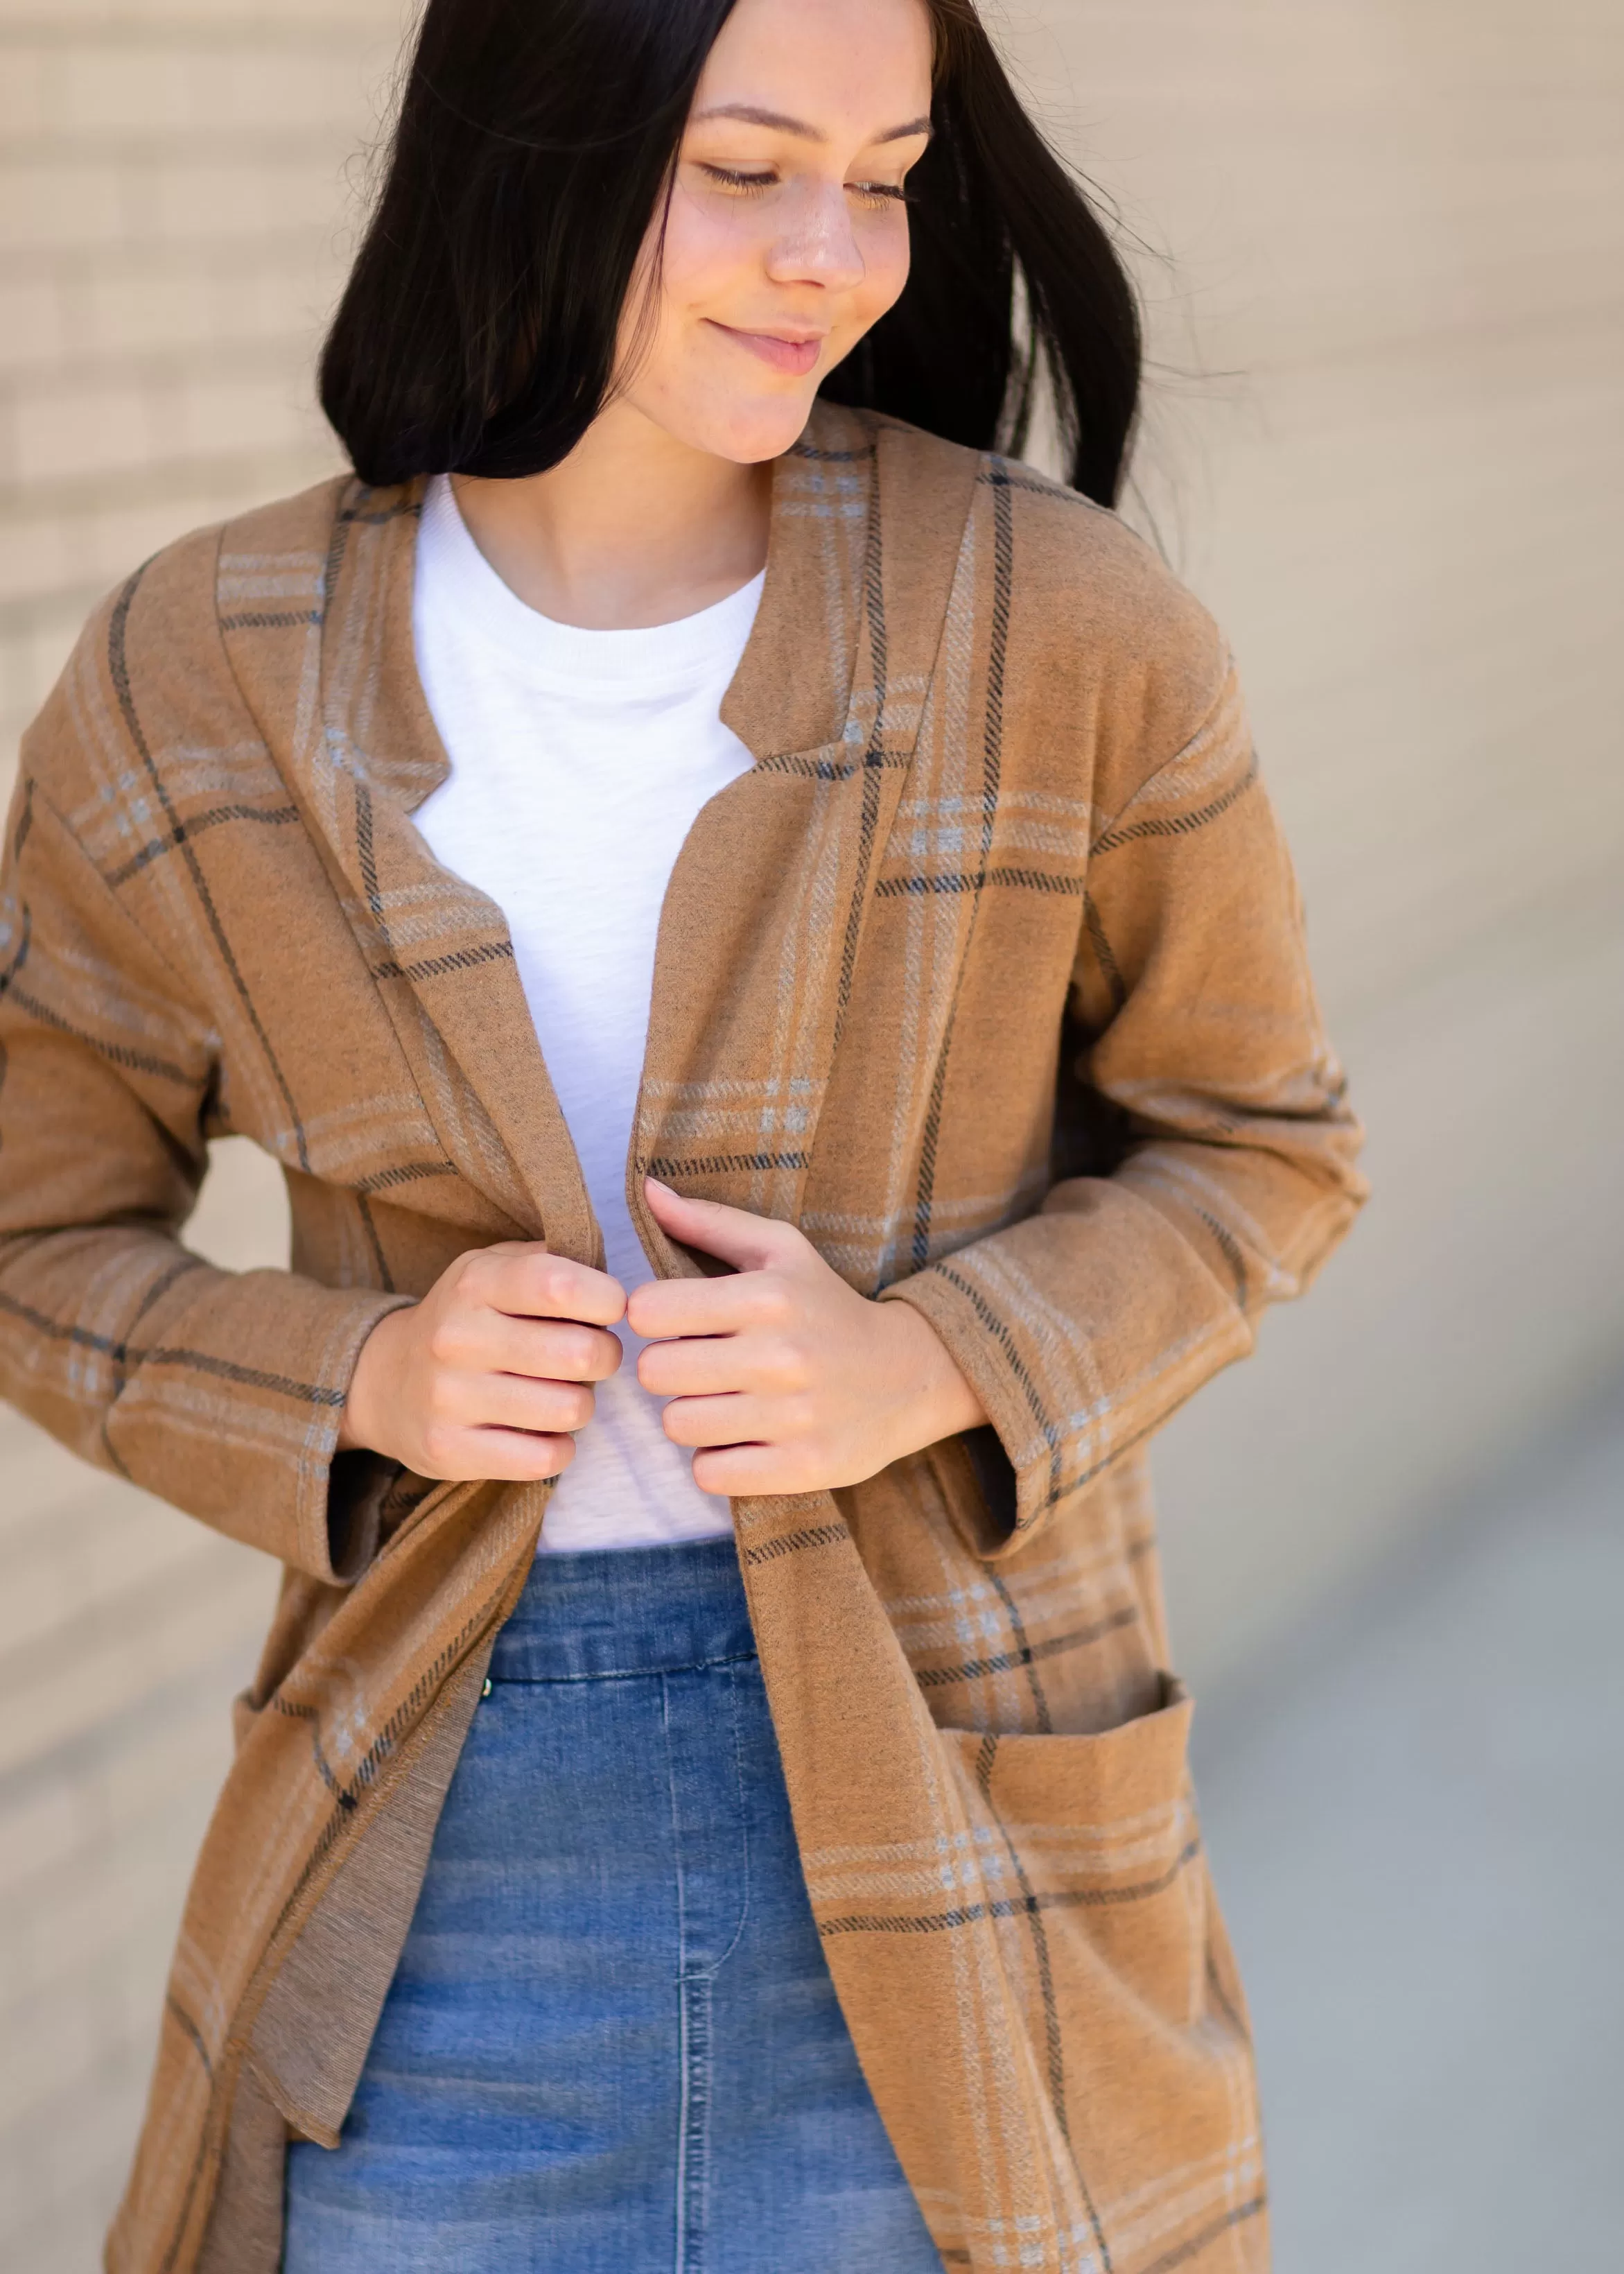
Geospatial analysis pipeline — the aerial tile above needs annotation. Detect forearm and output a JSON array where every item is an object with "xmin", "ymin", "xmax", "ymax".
[{"xmin": 0, "ymin": 1221, "xmax": 406, "ymax": 1577}]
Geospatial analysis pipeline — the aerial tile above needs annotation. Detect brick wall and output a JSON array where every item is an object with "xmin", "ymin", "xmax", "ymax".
[
  {"xmin": 0, "ymin": 6, "xmax": 404, "ymax": 2264},
  {"xmin": 3, "ymin": 1, "xmax": 1622, "ymax": 2264},
  {"xmin": 998, "ymin": 0, "xmax": 1624, "ymax": 1672},
  {"xmin": 0, "ymin": 0, "xmax": 406, "ymax": 799}
]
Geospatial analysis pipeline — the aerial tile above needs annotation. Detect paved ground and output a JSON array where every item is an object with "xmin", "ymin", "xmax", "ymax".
[{"xmin": 1193, "ymin": 1392, "xmax": 1624, "ymax": 2272}]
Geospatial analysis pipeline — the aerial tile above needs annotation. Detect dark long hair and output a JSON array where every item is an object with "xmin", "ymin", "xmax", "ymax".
[{"xmin": 320, "ymin": 0, "xmax": 1140, "ymax": 505}]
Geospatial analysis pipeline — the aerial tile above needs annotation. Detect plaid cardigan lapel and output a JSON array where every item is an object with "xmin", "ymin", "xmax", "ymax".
[{"xmin": 629, "ymin": 404, "xmax": 979, "ymax": 1273}]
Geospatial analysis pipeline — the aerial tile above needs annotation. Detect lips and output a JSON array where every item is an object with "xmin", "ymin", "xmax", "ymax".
[{"xmin": 707, "ymin": 322, "xmax": 823, "ymax": 376}]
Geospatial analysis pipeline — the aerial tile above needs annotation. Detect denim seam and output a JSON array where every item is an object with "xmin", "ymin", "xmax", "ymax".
[
  {"xmin": 700, "ymin": 1662, "xmax": 753, "ymax": 1979},
  {"xmin": 487, "ymin": 1649, "xmax": 758, "ymax": 1686},
  {"xmin": 676, "ymin": 1973, "xmax": 713, "ymax": 2274}
]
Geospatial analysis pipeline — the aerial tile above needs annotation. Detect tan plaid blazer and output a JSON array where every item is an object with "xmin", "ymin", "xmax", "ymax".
[{"xmin": 0, "ymin": 403, "xmax": 1364, "ymax": 2274}]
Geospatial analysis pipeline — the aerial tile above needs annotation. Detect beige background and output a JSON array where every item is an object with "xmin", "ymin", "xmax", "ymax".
[{"xmin": 1, "ymin": 0, "xmax": 1621, "ymax": 2263}]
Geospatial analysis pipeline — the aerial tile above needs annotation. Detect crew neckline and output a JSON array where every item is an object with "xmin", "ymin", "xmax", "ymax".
[{"xmin": 417, "ymin": 473, "xmax": 766, "ymax": 689}]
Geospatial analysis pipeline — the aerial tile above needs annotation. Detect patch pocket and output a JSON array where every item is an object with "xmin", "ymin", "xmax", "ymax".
[{"xmin": 941, "ymin": 1675, "xmax": 1208, "ymax": 2032}]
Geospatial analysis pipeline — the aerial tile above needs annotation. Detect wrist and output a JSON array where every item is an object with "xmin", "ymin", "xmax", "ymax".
[
  {"xmin": 877, "ymin": 1296, "xmax": 987, "ymax": 1457},
  {"xmin": 338, "ymin": 1305, "xmax": 410, "ymax": 1458}
]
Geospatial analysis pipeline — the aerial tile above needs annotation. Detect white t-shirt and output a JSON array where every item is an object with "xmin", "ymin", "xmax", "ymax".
[{"xmin": 412, "ymin": 474, "xmax": 761, "ymax": 1553}]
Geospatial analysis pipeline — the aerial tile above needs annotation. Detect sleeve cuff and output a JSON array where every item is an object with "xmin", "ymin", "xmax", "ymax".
[
  {"xmin": 879, "ymin": 1268, "xmax": 1058, "ymax": 1552},
  {"xmin": 324, "ymin": 1450, "xmax": 408, "ymax": 1582}
]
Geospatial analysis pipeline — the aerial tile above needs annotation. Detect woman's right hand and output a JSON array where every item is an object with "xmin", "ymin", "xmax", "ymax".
[{"xmin": 338, "ymin": 1242, "xmax": 626, "ymax": 1481}]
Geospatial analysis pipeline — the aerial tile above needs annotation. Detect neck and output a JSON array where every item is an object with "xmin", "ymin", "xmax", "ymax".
[{"xmin": 450, "ymin": 400, "xmax": 772, "ymax": 631}]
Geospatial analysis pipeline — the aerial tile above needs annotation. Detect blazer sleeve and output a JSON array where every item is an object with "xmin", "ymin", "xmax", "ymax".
[
  {"xmin": 0, "ymin": 720, "xmax": 410, "ymax": 1584},
  {"xmin": 880, "ymin": 649, "xmax": 1368, "ymax": 1552}
]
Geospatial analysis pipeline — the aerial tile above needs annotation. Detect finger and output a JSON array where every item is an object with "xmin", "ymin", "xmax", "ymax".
[
  {"xmin": 455, "ymin": 1371, "xmax": 596, "ymax": 1437},
  {"xmin": 471, "ymin": 1244, "xmax": 627, "ymax": 1327},
  {"xmin": 637, "ymin": 1334, "xmax": 749, "ymax": 1398},
  {"xmin": 661, "ymin": 1391, "xmax": 785, "ymax": 1451},
  {"xmin": 426, "ymin": 1305, "xmax": 622, "ymax": 1385},
  {"xmin": 638, "ymin": 1329, "xmax": 804, "ymax": 1399},
  {"xmin": 690, "ymin": 1443, "xmax": 825, "ymax": 1498},
  {"xmin": 627, "ymin": 1268, "xmax": 788, "ymax": 1343},
  {"xmin": 643, "ymin": 1180, "xmax": 806, "ymax": 1274},
  {"xmin": 415, "ymin": 1424, "xmax": 578, "ymax": 1484},
  {"xmin": 484, "ymin": 1315, "xmax": 623, "ymax": 1385}
]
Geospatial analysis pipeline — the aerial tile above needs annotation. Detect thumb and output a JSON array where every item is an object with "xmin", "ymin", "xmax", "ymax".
[{"xmin": 643, "ymin": 1178, "xmax": 798, "ymax": 1273}]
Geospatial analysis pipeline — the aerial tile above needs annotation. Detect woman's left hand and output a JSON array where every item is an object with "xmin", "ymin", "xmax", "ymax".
[{"xmin": 629, "ymin": 1179, "xmax": 988, "ymax": 1498}]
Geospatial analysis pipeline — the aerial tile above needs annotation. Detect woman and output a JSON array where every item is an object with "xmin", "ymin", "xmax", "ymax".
[{"xmin": 0, "ymin": 0, "xmax": 1365, "ymax": 2266}]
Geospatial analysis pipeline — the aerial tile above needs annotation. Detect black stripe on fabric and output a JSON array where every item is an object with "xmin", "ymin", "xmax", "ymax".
[
  {"xmin": 337, "ymin": 488, "xmax": 422, "ymax": 530},
  {"xmin": 121, "ymin": 1253, "xmax": 207, "ymax": 1342},
  {"xmin": 758, "ymin": 751, "xmax": 862, "ymax": 781},
  {"xmin": 106, "ymin": 802, "xmax": 301, "ymax": 886},
  {"xmin": 140, "ymin": 1344, "xmax": 348, "ymax": 1403},
  {"xmin": 988, "ymin": 1564, "xmax": 1053, "ymax": 1730},
  {"xmin": 819, "ymin": 1839, "xmax": 1202, "ymax": 1938},
  {"xmin": 354, "ymin": 1190, "xmax": 394, "ymax": 1294},
  {"xmin": 1194, "ymin": 1205, "xmax": 1250, "ymax": 1312},
  {"xmin": 932, "ymin": 1260, "xmax": 1065, "ymax": 1516},
  {"xmin": 1081, "ymin": 890, "xmax": 1128, "ymax": 1014},
  {"xmin": 354, "ymin": 775, "xmax": 387, "ymax": 938},
  {"xmin": 913, "ymin": 1603, "xmax": 1137, "ymax": 1690},
  {"xmin": 909, "ymin": 465, "xmax": 1015, "ymax": 1274},
  {"xmin": 742, "ymin": 1521, "xmax": 849, "ymax": 1566},
  {"xmin": 976, "ymin": 463, "xmax": 1100, "ymax": 507},
  {"xmin": 354, "ymin": 1158, "xmax": 457, "ymax": 1195},
  {"xmin": 0, "ymin": 1286, "xmax": 343, "ymax": 1404},
  {"xmin": 216, "ymin": 610, "xmax": 322, "ymax": 632},
  {"xmin": 756, "ymin": 747, "xmax": 911, "ymax": 783},
  {"xmin": 1141, "ymin": 2197, "xmax": 1268, "ymax": 2274},
  {"xmin": 975, "ymin": 1737, "xmax": 1075, "ymax": 2166},
  {"xmin": 645, "ymin": 1151, "xmax": 810, "ymax": 1179},
  {"xmin": 832, "ymin": 447, "xmax": 889, "ymax": 1048},
  {"xmin": 1090, "ymin": 753, "xmax": 1259, "ymax": 858},
  {"xmin": 143, "ymin": 1337, "xmax": 350, "ymax": 1391},
  {"xmin": 12, "ymin": 776, "xmax": 35, "ymax": 860},
  {"xmin": 163, "ymin": 1994, "xmax": 213, "ymax": 2081},
  {"xmin": 4, "ymin": 979, "xmax": 195, "ymax": 1085},
  {"xmin": 110, "ymin": 563, "xmax": 313, "ymax": 1170},
  {"xmin": 323, "ymin": 487, "xmax": 361, "ymax": 620},
  {"xmin": 372, "ymin": 939, "xmax": 515, "ymax": 983},
  {"xmin": 874, "ymin": 867, "xmax": 1085, "ymax": 899},
  {"xmin": 0, "ymin": 901, "xmax": 30, "ymax": 994},
  {"xmin": 268, "ymin": 1598, "xmax": 504, "ymax": 1953},
  {"xmin": 270, "ymin": 1696, "xmax": 359, "ymax": 1811}
]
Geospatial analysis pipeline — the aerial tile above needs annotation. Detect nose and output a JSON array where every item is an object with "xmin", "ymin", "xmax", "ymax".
[{"xmin": 763, "ymin": 177, "xmax": 866, "ymax": 296}]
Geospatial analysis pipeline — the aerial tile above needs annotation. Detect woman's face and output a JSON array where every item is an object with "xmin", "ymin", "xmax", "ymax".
[{"xmin": 615, "ymin": 0, "xmax": 935, "ymax": 465}]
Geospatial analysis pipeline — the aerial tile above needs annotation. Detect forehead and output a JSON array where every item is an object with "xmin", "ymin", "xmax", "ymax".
[{"xmin": 691, "ymin": 0, "xmax": 934, "ymax": 136}]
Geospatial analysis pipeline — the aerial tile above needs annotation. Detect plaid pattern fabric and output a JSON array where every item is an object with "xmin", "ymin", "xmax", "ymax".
[{"xmin": 0, "ymin": 403, "xmax": 1364, "ymax": 2274}]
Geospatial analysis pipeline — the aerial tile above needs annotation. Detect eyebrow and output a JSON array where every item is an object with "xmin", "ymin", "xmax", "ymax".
[{"xmin": 690, "ymin": 103, "xmax": 932, "ymax": 146}]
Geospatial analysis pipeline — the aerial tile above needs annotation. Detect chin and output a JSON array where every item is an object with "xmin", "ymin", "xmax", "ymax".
[{"xmin": 689, "ymin": 388, "xmax": 822, "ymax": 467}]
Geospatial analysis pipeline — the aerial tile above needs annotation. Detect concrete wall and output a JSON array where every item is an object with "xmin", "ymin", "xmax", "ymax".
[{"xmin": 1, "ymin": 1, "xmax": 1620, "ymax": 2262}]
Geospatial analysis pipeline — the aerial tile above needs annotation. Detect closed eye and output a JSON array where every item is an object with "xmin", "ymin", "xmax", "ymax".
[
  {"xmin": 699, "ymin": 165, "xmax": 778, "ymax": 196},
  {"xmin": 698, "ymin": 164, "xmax": 909, "ymax": 209}
]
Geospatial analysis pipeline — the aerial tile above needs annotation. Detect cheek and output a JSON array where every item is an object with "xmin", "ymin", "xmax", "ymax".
[
  {"xmin": 656, "ymin": 190, "xmax": 763, "ymax": 317},
  {"xmin": 852, "ymin": 215, "xmax": 913, "ymax": 329}
]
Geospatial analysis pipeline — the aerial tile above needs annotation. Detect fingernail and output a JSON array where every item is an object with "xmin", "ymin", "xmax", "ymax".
[{"xmin": 646, "ymin": 1177, "xmax": 675, "ymax": 1196}]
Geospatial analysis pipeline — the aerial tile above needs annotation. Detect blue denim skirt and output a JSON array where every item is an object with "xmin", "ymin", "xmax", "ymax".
[{"xmin": 283, "ymin": 1537, "xmax": 943, "ymax": 2273}]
